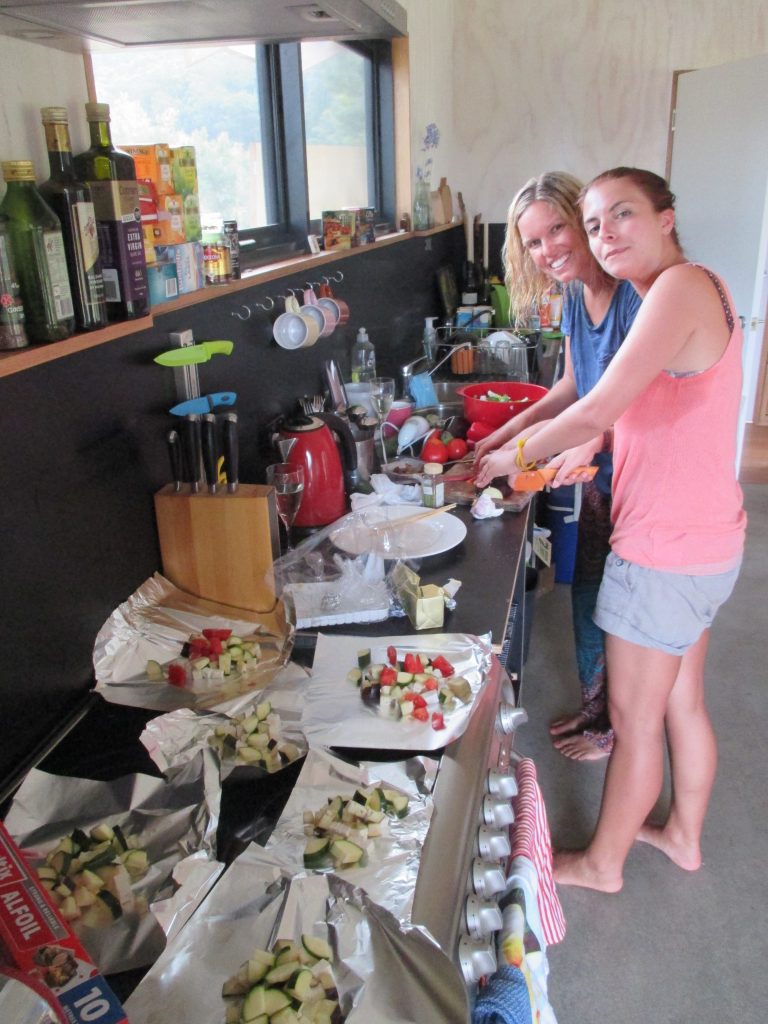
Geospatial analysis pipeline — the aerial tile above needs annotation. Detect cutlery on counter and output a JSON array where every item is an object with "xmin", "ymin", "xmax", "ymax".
[{"xmin": 366, "ymin": 503, "xmax": 457, "ymax": 532}]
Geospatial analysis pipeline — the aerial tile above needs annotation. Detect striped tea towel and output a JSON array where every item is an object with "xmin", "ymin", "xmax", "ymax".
[{"xmin": 510, "ymin": 757, "xmax": 566, "ymax": 944}]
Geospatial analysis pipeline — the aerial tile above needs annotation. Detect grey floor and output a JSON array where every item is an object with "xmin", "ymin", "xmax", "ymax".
[{"xmin": 516, "ymin": 483, "xmax": 768, "ymax": 1024}]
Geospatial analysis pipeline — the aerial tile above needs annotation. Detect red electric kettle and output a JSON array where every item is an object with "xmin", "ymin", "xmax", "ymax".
[{"xmin": 276, "ymin": 412, "xmax": 358, "ymax": 527}]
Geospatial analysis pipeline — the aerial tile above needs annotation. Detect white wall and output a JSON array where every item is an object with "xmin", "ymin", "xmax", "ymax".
[{"xmin": 402, "ymin": 0, "xmax": 768, "ymax": 222}]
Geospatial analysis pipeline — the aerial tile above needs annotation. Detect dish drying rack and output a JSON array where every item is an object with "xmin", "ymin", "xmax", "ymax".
[{"xmin": 434, "ymin": 324, "xmax": 541, "ymax": 382}]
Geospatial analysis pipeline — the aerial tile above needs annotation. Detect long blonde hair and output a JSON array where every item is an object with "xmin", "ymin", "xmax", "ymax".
[{"xmin": 503, "ymin": 171, "xmax": 609, "ymax": 326}]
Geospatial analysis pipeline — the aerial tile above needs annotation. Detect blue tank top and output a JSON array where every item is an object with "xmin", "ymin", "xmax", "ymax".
[{"xmin": 561, "ymin": 279, "xmax": 642, "ymax": 493}]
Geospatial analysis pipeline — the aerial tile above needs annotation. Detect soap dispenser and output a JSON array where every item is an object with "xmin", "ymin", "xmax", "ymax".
[{"xmin": 351, "ymin": 327, "xmax": 376, "ymax": 383}]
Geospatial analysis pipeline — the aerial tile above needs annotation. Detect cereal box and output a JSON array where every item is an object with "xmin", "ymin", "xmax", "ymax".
[{"xmin": 122, "ymin": 143, "xmax": 174, "ymax": 196}]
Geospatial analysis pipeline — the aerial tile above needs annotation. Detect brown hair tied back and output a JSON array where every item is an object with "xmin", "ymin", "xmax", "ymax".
[{"xmin": 582, "ymin": 167, "xmax": 681, "ymax": 248}]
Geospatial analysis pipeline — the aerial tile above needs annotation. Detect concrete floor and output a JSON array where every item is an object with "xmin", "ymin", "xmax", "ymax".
[{"xmin": 517, "ymin": 483, "xmax": 768, "ymax": 1024}]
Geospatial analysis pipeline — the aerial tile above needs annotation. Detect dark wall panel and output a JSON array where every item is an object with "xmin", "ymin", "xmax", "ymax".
[{"xmin": 0, "ymin": 228, "xmax": 464, "ymax": 790}]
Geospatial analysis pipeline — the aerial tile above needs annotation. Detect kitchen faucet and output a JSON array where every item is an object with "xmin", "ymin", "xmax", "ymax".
[{"xmin": 399, "ymin": 341, "xmax": 473, "ymax": 396}]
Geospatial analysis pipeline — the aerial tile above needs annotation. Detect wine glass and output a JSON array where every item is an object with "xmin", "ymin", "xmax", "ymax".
[
  {"xmin": 266, "ymin": 462, "xmax": 304, "ymax": 551},
  {"xmin": 369, "ymin": 376, "xmax": 396, "ymax": 464}
]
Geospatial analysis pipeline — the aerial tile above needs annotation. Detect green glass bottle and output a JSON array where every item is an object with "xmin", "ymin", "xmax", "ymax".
[
  {"xmin": 0, "ymin": 161, "xmax": 75, "ymax": 343},
  {"xmin": 73, "ymin": 102, "xmax": 149, "ymax": 321},
  {"xmin": 39, "ymin": 106, "xmax": 108, "ymax": 332},
  {"xmin": 0, "ymin": 214, "xmax": 30, "ymax": 350}
]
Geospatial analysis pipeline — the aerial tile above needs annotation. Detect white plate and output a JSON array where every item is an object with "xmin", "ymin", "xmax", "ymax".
[{"xmin": 330, "ymin": 505, "xmax": 467, "ymax": 559}]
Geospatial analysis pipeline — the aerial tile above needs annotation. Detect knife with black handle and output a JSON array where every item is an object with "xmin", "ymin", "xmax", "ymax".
[
  {"xmin": 201, "ymin": 413, "xmax": 218, "ymax": 494},
  {"xmin": 166, "ymin": 429, "xmax": 183, "ymax": 492},
  {"xmin": 222, "ymin": 412, "xmax": 239, "ymax": 494},
  {"xmin": 182, "ymin": 414, "xmax": 202, "ymax": 494}
]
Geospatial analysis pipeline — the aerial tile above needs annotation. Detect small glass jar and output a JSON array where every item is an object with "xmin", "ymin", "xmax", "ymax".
[{"xmin": 422, "ymin": 463, "xmax": 445, "ymax": 507}]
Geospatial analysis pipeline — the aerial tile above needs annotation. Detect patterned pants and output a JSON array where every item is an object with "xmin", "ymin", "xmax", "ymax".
[{"xmin": 570, "ymin": 481, "xmax": 613, "ymax": 731}]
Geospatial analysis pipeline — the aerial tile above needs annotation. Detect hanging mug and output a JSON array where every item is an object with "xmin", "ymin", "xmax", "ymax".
[
  {"xmin": 302, "ymin": 287, "xmax": 336, "ymax": 337},
  {"xmin": 273, "ymin": 295, "xmax": 320, "ymax": 349},
  {"xmin": 318, "ymin": 279, "xmax": 350, "ymax": 325}
]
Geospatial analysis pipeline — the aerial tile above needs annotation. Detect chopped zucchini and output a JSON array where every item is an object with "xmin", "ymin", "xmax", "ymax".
[
  {"xmin": 357, "ymin": 648, "xmax": 371, "ymax": 668},
  {"xmin": 262, "ymin": 988, "xmax": 292, "ymax": 1015},
  {"xmin": 303, "ymin": 837, "xmax": 331, "ymax": 869},
  {"xmin": 446, "ymin": 675, "xmax": 472, "ymax": 702},
  {"xmin": 329, "ymin": 838, "xmax": 365, "ymax": 867},
  {"xmin": 241, "ymin": 985, "xmax": 267, "ymax": 1021},
  {"xmin": 301, "ymin": 935, "xmax": 333, "ymax": 963}
]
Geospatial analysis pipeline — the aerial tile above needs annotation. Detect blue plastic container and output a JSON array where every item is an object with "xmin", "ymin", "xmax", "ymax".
[{"xmin": 545, "ymin": 484, "xmax": 579, "ymax": 584}]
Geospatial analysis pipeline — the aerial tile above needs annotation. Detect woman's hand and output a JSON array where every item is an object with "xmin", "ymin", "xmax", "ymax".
[
  {"xmin": 472, "ymin": 417, "xmax": 523, "ymax": 462},
  {"xmin": 474, "ymin": 446, "xmax": 519, "ymax": 489},
  {"xmin": 548, "ymin": 435, "xmax": 604, "ymax": 488}
]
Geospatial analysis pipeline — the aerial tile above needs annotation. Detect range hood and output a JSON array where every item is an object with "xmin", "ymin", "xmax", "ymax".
[{"xmin": 0, "ymin": 0, "xmax": 407, "ymax": 50}]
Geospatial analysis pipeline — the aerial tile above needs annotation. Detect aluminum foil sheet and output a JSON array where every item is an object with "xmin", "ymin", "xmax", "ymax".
[
  {"xmin": 3, "ymin": 752, "xmax": 222, "ymax": 975},
  {"xmin": 264, "ymin": 747, "xmax": 436, "ymax": 924},
  {"xmin": 302, "ymin": 631, "xmax": 493, "ymax": 750},
  {"xmin": 92, "ymin": 573, "xmax": 293, "ymax": 712},
  {"xmin": 125, "ymin": 845, "xmax": 470, "ymax": 1024},
  {"xmin": 139, "ymin": 661, "xmax": 310, "ymax": 781}
]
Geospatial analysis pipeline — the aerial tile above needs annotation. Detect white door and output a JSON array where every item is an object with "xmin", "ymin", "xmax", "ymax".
[{"xmin": 669, "ymin": 53, "xmax": 768, "ymax": 468}]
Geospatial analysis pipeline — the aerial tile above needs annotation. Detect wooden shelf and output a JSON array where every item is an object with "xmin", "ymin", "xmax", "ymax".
[{"xmin": 0, "ymin": 224, "xmax": 460, "ymax": 379}]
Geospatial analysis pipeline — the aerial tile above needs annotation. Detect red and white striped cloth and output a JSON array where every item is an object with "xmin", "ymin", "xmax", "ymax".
[{"xmin": 510, "ymin": 757, "xmax": 566, "ymax": 945}]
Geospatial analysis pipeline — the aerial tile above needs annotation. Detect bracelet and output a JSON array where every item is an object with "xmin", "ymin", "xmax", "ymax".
[{"xmin": 515, "ymin": 437, "xmax": 538, "ymax": 471}]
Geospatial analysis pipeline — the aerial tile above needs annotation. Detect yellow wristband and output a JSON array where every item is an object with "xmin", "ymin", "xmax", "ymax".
[{"xmin": 515, "ymin": 437, "xmax": 538, "ymax": 471}]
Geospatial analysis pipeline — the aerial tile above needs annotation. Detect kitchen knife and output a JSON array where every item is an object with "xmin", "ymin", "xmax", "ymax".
[
  {"xmin": 181, "ymin": 414, "xmax": 202, "ymax": 493},
  {"xmin": 154, "ymin": 340, "xmax": 234, "ymax": 366},
  {"xmin": 166, "ymin": 429, "xmax": 183, "ymax": 492},
  {"xmin": 222, "ymin": 412, "xmax": 239, "ymax": 493},
  {"xmin": 201, "ymin": 413, "xmax": 218, "ymax": 494},
  {"xmin": 169, "ymin": 392, "xmax": 237, "ymax": 416},
  {"xmin": 512, "ymin": 465, "xmax": 598, "ymax": 492}
]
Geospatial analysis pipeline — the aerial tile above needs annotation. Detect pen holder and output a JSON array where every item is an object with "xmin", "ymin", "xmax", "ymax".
[{"xmin": 154, "ymin": 484, "xmax": 281, "ymax": 613}]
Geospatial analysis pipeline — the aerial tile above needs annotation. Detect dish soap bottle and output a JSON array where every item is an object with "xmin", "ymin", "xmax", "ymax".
[
  {"xmin": 351, "ymin": 327, "xmax": 376, "ymax": 383},
  {"xmin": 423, "ymin": 317, "xmax": 438, "ymax": 362}
]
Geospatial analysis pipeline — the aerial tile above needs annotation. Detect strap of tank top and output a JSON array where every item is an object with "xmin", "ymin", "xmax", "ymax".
[{"xmin": 688, "ymin": 263, "xmax": 735, "ymax": 333}]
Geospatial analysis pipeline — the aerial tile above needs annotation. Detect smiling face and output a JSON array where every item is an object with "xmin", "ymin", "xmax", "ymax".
[
  {"xmin": 581, "ymin": 176, "xmax": 678, "ymax": 288},
  {"xmin": 516, "ymin": 200, "xmax": 594, "ymax": 285}
]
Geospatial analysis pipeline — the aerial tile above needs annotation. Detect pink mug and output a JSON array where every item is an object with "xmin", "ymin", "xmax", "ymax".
[{"xmin": 302, "ymin": 287, "xmax": 336, "ymax": 336}]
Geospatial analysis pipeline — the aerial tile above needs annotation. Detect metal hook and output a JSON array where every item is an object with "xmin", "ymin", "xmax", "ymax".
[
  {"xmin": 287, "ymin": 287, "xmax": 300, "ymax": 296},
  {"xmin": 232, "ymin": 304, "xmax": 252, "ymax": 321},
  {"xmin": 254, "ymin": 296, "xmax": 275, "ymax": 311},
  {"xmin": 332, "ymin": 270, "xmax": 344, "ymax": 283}
]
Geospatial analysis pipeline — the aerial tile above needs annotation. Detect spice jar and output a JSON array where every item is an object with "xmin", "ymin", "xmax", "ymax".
[{"xmin": 422, "ymin": 463, "xmax": 445, "ymax": 508}]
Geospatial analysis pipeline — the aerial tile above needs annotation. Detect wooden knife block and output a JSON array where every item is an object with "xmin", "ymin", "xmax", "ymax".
[{"xmin": 154, "ymin": 484, "xmax": 280, "ymax": 613}]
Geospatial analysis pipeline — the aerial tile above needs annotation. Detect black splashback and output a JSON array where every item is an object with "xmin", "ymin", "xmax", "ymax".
[{"xmin": 0, "ymin": 227, "xmax": 465, "ymax": 792}]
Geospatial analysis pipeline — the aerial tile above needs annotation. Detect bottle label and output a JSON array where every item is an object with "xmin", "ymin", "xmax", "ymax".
[
  {"xmin": 88, "ymin": 180, "xmax": 148, "ymax": 311},
  {"xmin": 0, "ymin": 232, "xmax": 28, "ymax": 348},
  {"xmin": 43, "ymin": 122, "xmax": 71, "ymax": 154},
  {"xmin": 42, "ymin": 230, "xmax": 75, "ymax": 321},
  {"xmin": 71, "ymin": 201, "xmax": 101, "ymax": 274}
]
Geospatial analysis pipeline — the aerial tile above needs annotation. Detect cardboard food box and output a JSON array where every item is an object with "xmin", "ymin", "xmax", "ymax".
[
  {"xmin": 344, "ymin": 206, "xmax": 376, "ymax": 245},
  {"xmin": 390, "ymin": 562, "xmax": 446, "ymax": 630},
  {"xmin": 322, "ymin": 209, "xmax": 356, "ymax": 250},
  {"xmin": 122, "ymin": 143, "xmax": 174, "ymax": 196},
  {"xmin": 0, "ymin": 823, "xmax": 128, "ymax": 1024},
  {"xmin": 147, "ymin": 259, "xmax": 179, "ymax": 305},
  {"xmin": 170, "ymin": 145, "xmax": 199, "ymax": 196},
  {"xmin": 154, "ymin": 241, "xmax": 205, "ymax": 294}
]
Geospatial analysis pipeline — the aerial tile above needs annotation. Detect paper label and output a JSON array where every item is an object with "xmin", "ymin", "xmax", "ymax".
[
  {"xmin": 533, "ymin": 532, "xmax": 552, "ymax": 567},
  {"xmin": 42, "ymin": 230, "xmax": 74, "ymax": 321},
  {"xmin": 89, "ymin": 181, "xmax": 148, "ymax": 309}
]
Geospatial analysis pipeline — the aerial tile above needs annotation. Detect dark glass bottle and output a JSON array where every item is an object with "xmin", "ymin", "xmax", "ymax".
[
  {"xmin": 0, "ymin": 161, "xmax": 75, "ymax": 343},
  {"xmin": 0, "ymin": 214, "xmax": 30, "ymax": 350},
  {"xmin": 39, "ymin": 106, "xmax": 108, "ymax": 332},
  {"xmin": 73, "ymin": 102, "xmax": 149, "ymax": 321}
]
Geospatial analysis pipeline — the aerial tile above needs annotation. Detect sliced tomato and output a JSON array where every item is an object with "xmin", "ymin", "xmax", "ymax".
[
  {"xmin": 386, "ymin": 645, "xmax": 398, "ymax": 666},
  {"xmin": 202, "ymin": 628, "xmax": 232, "ymax": 641},
  {"xmin": 431, "ymin": 711, "xmax": 446, "ymax": 731},
  {"xmin": 412, "ymin": 706, "xmax": 429, "ymax": 722},
  {"xmin": 167, "ymin": 661, "xmax": 188, "ymax": 688},
  {"xmin": 424, "ymin": 675, "xmax": 439, "ymax": 691},
  {"xmin": 379, "ymin": 666, "xmax": 398, "ymax": 687},
  {"xmin": 207, "ymin": 636, "xmax": 224, "ymax": 655},
  {"xmin": 412, "ymin": 694, "xmax": 427, "ymax": 709},
  {"xmin": 403, "ymin": 652, "xmax": 422, "ymax": 674},
  {"xmin": 431, "ymin": 655, "xmax": 455, "ymax": 677},
  {"xmin": 400, "ymin": 691, "xmax": 415, "ymax": 703}
]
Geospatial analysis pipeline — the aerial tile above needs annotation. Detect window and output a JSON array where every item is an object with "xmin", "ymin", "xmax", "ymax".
[{"xmin": 90, "ymin": 38, "xmax": 395, "ymax": 266}]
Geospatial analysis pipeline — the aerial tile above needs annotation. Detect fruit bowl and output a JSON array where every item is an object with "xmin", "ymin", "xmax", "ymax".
[{"xmin": 456, "ymin": 381, "xmax": 548, "ymax": 427}]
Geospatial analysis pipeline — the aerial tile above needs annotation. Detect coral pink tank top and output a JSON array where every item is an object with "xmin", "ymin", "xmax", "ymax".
[{"xmin": 610, "ymin": 266, "xmax": 747, "ymax": 574}]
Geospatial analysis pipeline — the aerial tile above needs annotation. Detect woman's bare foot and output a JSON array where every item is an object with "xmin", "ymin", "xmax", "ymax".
[
  {"xmin": 553, "ymin": 733, "xmax": 611, "ymax": 761},
  {"xmin": 553, "ymin": 849, "xmax": 623, "ymax": 893},
  {"xmin": 549, "ymin": 711, "xmax": 588, "ymax": 736},
  {"xmin": 636, "ymin": 823, "xmax": 702, "ymax": 872}
]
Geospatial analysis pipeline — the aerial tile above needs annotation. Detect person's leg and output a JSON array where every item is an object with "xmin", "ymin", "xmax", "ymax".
[
  {"xmin": 637, "ymin": 629, "xmax": 714, "ymax": 870},
  {"xmin": 554, "ymin": 633, "xmax": 682, "ymax": 891},
  {"xmin": 551, "ymin": 483, "xmax": 613, "ymax": 760}
]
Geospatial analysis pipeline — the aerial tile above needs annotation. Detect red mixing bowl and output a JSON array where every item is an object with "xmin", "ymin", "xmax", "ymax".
[{"xmin": 457, "ymin": 381, "xmax": 548, "ymax": 427}]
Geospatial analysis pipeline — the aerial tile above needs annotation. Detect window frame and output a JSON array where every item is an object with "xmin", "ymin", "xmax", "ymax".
[{"xmin": 237, "ymin": 38, "xmax": 396, "ymax": 269}]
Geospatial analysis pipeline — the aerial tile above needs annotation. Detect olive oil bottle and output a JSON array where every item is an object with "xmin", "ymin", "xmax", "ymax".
[
  {"xmin": 0, "ymin": 161, "xmax": 75, "ymax": 343},
  {"xmin": 0, "ymin": 214, "xmax": 29, "ymax": 350},
  {"xmin": 39, "ymin": 107, "xmax": 108, "ymax": 332},
  {"xmin": 73, "ymin": 102, "xmax": 149, "ymax": 321}
]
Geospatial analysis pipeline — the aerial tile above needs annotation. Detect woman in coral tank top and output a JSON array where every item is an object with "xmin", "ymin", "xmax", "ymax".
[{"xmin": 476, "ymin": 168, "xmax": 746, "ymax": 891}]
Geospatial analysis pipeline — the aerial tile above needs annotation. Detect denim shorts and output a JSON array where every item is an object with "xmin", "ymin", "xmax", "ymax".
[{"xmin": 593, "ymin": 552, "xmax": 741, "ymax": 656}]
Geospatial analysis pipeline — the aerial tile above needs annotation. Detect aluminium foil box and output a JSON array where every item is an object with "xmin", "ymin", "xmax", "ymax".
[{"xmin": 0, "ymin": 822, "xmax": 128, "ymax": 1024}]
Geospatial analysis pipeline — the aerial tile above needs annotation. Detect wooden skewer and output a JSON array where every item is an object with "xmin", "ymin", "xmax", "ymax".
[{"xmin": 368, "ymin": 503, "xmax": 457, "ymax": 532}]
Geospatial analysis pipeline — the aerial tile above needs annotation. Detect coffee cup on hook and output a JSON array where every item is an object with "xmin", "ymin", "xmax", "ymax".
[
  {"xmin": 318, "ymin": 278, "xmax": 350, "ymax": 324},
  {"xmin": 273, "ymin": 295, "xmax": 320, "ymax": 349},
  {"xmin": 301, "ymin": 287, "xmax": 335, "ymax": 336}
]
